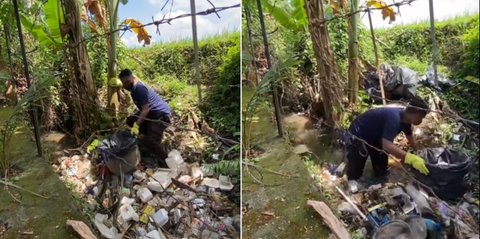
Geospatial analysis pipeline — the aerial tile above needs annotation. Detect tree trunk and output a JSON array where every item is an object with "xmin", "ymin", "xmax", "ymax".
[
  {"xmin": 61, "ymin": 0, "xmax": 100, "ymax": 143},
  {"xmin": 106, "ymin": 0, "xmax": 120, "ymax": 121},
  {"xmin": 304, "ymin": 0, "xmax": 343, "ymax": 129},
  {"xmin": 347, "ymin": 0, "xmax": 359, "ymax": 104}
]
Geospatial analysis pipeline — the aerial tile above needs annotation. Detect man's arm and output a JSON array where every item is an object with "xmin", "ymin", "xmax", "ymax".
[
  {"xmin": 382, "ymin": 138, "xmax": 407, "ymax": 163},
  {"xmin": 406, "ymin": 135, "xmax": 416, "ymax": 150},
  {"xmin": 136, "ymin": 104, "xmax": 150, "ymax": 125}
]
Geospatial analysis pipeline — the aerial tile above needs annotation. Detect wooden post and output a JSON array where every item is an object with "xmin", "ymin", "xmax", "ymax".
[
  {"xmin": 367, "ymin": 9, "xmax": 386, "ymax": 105},
  {"xmin": 428, "ymin": 0, "xmax": 439, "ymax": 85},
  {"xmin": 12, "ymin": 0, "xmax": 43, "ymax": 157},
  {"xmin": 256, "ymin": 0, "xmax": 283, "ymax": 137},
  {"xmin": 190, "ymin": 0, "xmax": 202, "ymax": 102}
]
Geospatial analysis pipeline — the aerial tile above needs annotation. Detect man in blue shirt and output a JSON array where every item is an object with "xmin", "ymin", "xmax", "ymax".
[
  {"xmin": 346, "ymin": 98, "xmax": 430, "ymax": 191},
  {"xmin": 119, "ymin": 69, "xmax": 172, "ymax": 163}
]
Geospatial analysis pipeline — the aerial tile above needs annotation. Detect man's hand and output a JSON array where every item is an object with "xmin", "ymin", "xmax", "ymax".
[
  {"xmin": 131, "ymin": 122, "xmax": 140, "ymax": 136},
  {"xmin": 405, "ymin": 153, "xmax": 429, "ymax": 175}
]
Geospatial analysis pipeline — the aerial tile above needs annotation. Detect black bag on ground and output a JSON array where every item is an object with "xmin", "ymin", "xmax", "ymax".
[
  {"xmin": 414, "ymin": 148, "xmax": 474, "ymax": 200},
  {"xmin": 99, "ymin": 131, "xmax": 140, "ymax": 175}
]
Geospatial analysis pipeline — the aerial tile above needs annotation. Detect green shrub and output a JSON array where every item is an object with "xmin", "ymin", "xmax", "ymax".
[{"xmin": 201, "ymin": 42, "xmax": 240, "ymax": 138}]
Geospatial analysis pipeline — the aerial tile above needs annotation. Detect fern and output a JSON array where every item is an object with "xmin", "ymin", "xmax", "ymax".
[{"xmin": 202, "ymin": 159, "xmax": 240, "ymax": 177}]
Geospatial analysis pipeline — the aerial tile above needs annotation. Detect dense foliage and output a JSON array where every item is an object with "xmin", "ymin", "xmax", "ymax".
[{"xmin": 376, "ymin": 14, "xmax": 480, "ymax": 120}]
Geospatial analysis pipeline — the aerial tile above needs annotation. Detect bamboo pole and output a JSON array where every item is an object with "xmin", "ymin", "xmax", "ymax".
[
  {"xmin": 190, "ymin": 0, "xmax": 202, "ymax": 102},
  {"xmin": 256, "ymin": 0, "xmax": 283, "ymax": 137},
  {"xmin": 244, "ymin": 5, "xmax": 260, "ymax": 86},
  {"xmin": 12, "ymin": 0, "xmax": 43, "ymax": 157},
  {"xmin": 367, "ymin": 9, "xmax": 386, "ymax": 105}
]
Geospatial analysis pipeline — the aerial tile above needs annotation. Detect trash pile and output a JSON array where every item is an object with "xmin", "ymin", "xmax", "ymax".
[
  {"xmin": 52, "ymin": 132, "xmax": 240, "ymax": 239},
  {"xmin": 324, "ymin": 148, "xmax": 480, "ymax": 239}
]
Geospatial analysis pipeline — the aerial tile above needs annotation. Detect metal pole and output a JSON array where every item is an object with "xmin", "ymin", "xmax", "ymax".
[
  {"xmin": 428, "ymin": 0, "xmax": 439, "ymax": 85},
  {"xmin": 12, "ymin": 0, "xmax": 43, "ymax": 157},
  {"xmin": 256, "ymin": 0, "xmax": 283, "ymax": 137},
  {"xmin": 367, "ymin": 9, "xmax": 386, "ymax": 105},
  {"xmin": 190, "ymin": 0, "xmax": 202, "ymax": 102}
]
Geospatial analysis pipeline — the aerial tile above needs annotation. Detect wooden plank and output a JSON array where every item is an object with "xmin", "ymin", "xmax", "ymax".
[
  {"xmin": 307, "ymin": 200, "xmax": 351, "ymax": 239},
  {"xmin": 66, "ymin": 220, "xmax": 97, "ymax": 239}
]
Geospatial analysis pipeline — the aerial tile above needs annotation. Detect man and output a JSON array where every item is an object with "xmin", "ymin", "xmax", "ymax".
[
  {"xmin": 119, "ymin": 69, "xmax": 172, "ymax": 164},
  {"xmin": 346, "ymin": 98, "xmax": 430, "ymax": 192}
]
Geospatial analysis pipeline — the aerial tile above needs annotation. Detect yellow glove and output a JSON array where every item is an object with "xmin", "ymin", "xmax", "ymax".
[
  {"xmin": 86, "ymin": 139, "xmax": 100, "ymax": 154},
  {"xmin": 109, "ymin": 77, "xmax": 123, "ymax": 88},
  {"xmin": 131, "ymin": 122, "xmax": 140, "ymax": 136},
  {"xmin": 405, "ymin": 153, "xmax": 429, "ymax": 175}
]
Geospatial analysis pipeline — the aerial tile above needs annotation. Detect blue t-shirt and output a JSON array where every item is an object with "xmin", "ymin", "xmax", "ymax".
[
  {"xmin": 130, "ymin": 82, "xmax": 171, "ymax": 119},
  {"xmin": 348, "ymin": 107, "xmax": 412, "ymax": 147}
]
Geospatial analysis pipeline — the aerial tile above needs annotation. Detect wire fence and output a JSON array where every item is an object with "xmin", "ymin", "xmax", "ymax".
[{"xmin": 71, "ymin": 3, "xmax": 240, "ymax": 47}]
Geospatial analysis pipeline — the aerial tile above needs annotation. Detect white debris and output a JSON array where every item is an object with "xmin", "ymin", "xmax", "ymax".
[
  {"xmin": 117, "ymin": 204, "xmax": 139, "ymax": 230},
  {"xmin": 133, "ymin": 170, "xmax": 146, "ymax": 181},
  {"xmin": 137, "ymin": 187, "xmax": 153, "ymax": 203},
  {"xmin": 147, "ymin": 180, "xmax": 165, "ymax": 192},
  {"xmin": 120, "ymin": 197, "xmax": 135, "ymax": 205},
  {"xmin": 153, "ymin": 209, "xmax": 169, "ymax": 226},
  {"xmin": 201, "ymin": 177, "xmax": 220, "ymax": 188},
  {"xmin": 93, "ymin": 213, "xmax": 118, "ymax": 239},
  {"xmin": 165, "ymin": 149, "xmax": 184, "ymax": 170},
  {"xmin": 219, "ymin": 175, "xmax": 234, "ymax": 191},
  {"xmin": 151, "ymin": 171, "xmax": 172, "ymax": 189}
]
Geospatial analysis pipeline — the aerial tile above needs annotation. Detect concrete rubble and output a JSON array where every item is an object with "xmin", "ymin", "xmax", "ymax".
[{"xmin": 52, "ymin": 148, "xmax": 240, "ymax": 238}]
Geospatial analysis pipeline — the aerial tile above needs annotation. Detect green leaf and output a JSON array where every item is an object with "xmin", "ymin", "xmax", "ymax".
[
  {"xmin": 291, "ymin": 0, "xmax": 307, "ymax": 27},
  {"xmin": 464, "ymin": 76, "xmax": 479, "ymax": 84},
  {"xmin": 261, "ymin": 0, "xmax": 300, "ymax": 31},
  {"xmin": 20, "ymin": 15, "xmax": 56, "ymax": 47},
  {"xmin": 44, "ymin": 0, "xmax": 63, "ymax": 43}
]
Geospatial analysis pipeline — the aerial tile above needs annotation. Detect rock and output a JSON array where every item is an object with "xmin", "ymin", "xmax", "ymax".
[
  {"xmin": 293, "ymin": 144, "xmax": 310, "ymax": 155},
  {"xmin": 93, "ymin": 214, "xmax": 118, "ymax": 239},
  {"xmin": 152, "ymin": 209, "xmax": 169, "ymax": 226},
  {"xmin": 121, "ymin": 197, "xmax": 135, "ymax": 205},
  {"xmin": 219, "ymin": 175, "xmax": 234, "ymax": 191},
  {"xmin": 117, "ymin": 204, "xmax": 139, "ymax": 230},
  {"xmin": 137, "ymin": 187, "xmax": 153, "ymax": 203},
  {"xmin": 133, "ymin": 170, "xmax": 146, "ymax": 181},
  {"xmin": 201, "ymin": 177, "xmax": 220, "ymax": 188},
  {"xmin": 147, "ymin": 181, "xmax": 165, "ymax": 192}
]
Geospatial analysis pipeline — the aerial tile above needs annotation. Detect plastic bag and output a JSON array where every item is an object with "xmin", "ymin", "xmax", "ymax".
[
  {"xmin": 414, "ymin": 148, "xmax": 474, "ymax": 200},
  {"xmin": 99, "ymin": 131, "xmax": 140, "ymax": 175}
]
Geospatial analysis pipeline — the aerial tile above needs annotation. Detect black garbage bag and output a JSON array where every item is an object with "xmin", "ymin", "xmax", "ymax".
[
  {"xmin": 98, "ymin": 131, "xmax": 140, "ymax": 175},
  {"xmin": 414, "ymin": 148, "xmax": 474, "ymax": 200},
  {"xmin": 362, "ymin": 64, "xmax": 421, "ymax": 102},
  {"xmin": 420, "ymin": 65, "xmax": 455, "ymax": 91}
]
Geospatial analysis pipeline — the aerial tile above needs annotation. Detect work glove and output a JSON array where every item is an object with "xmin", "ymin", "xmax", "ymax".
[
  {"xmin": 86, "ymin": 139, "xmax": 100, "ymax": 154},
  {"xmin": 131, "ymin": 122, "xmax": 140, "ymax": 136},
  {"xmin": 405, "ymin": 153, "xmax": 429, "ymax": 175}
]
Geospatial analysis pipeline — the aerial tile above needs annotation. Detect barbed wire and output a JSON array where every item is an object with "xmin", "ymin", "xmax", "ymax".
[{"xmin": 70, "ymin": 3, "xmax": 240, "ymax": 48}]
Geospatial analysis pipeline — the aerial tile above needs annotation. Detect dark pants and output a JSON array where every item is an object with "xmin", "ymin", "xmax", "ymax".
[
  {"xmin": 126, "ymin": 114, "xmax": 171, "ymax": 164},
  {"xmin": 346, "ymin": 138, "xmax": 388, "ymax": 180}
]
